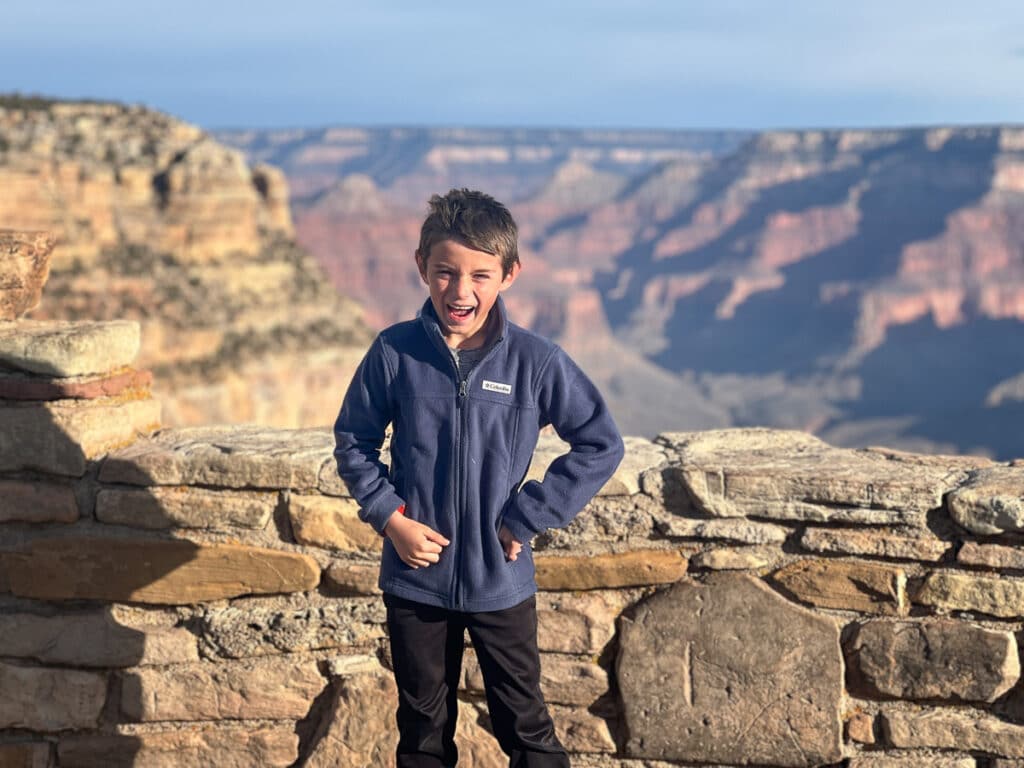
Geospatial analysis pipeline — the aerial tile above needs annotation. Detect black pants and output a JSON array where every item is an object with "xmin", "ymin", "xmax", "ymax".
[{"xmin": 384, "ymin": 593, "xmax": 570, "ymax": 768}]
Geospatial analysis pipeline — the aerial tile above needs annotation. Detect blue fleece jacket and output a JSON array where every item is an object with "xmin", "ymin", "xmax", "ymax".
[{"xmin": 333, "ymin": 297, "xmax": 624, "ymax": 611}]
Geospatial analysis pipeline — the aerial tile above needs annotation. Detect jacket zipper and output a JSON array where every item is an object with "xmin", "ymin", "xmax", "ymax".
[{"xmin": 453, "ymin": 377, "xmax": 469, "ymax": 609}]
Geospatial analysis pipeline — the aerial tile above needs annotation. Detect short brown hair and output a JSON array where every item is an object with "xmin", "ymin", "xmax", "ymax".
[{"xmin": 417, "ymin": 188, "xmax": 519, "ymax": 277}]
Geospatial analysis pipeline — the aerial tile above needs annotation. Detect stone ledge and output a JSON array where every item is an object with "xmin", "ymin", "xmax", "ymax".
[
  {"xmin": 772, "ymin": 559, "xmax": 907, "ymax": 615},
  {"xmin": 0, "ymin": 319, "xmax": 140, "ymax": 376},
  {"xmin": 536, "ymin": 549, "xmax": 688, "ymax": 590}
]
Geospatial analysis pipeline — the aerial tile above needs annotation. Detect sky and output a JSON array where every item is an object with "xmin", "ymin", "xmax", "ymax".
[{"xmin": 3, "ymin": 0, "xmax": 1023, "ymax": 132}]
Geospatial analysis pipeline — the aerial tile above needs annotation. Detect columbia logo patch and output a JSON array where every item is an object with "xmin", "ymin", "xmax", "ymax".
[{"xmin": 482, "ymin": 380, "xmax": 512, "ymax": 395}]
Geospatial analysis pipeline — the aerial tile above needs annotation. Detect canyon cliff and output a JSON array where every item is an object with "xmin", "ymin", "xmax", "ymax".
[
  {"xmin": 220, "ymin": 124, "xmax": 1024, "ymax": 458},
  {"xmin": 0, "ymin": 96, "xmax": 373, "ymax": 427}
]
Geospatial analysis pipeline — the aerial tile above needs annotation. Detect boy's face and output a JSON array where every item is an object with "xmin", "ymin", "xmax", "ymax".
[{"xmin": 416, "ymin": 239, "xmax": 519, "ymax": 350}]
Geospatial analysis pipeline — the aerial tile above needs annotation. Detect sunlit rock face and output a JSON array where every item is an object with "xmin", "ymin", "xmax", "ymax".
[{"xmin": 0, "ymin": 97, "xmax": 373, "ymax": 428}]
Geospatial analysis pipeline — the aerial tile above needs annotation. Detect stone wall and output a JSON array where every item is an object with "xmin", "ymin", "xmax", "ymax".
[{"xmin": 2, "ymin": 318, "xmax": 1024, "ymax": 767}]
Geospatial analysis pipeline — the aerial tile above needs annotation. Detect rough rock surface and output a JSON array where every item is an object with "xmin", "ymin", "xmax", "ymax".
[
  {"xmin": 289, "ymin": 493, "xmax": 382, "ymax": 552},
  {"xmin": 0, "ymin": 230, "xmax": 55, "ymax": 320},
  {"xmin": 0, "ymin": 742, "xmax": 51, "ymax": 768},
  {"xmin": 0, "ymin": 660, "xmax": 107, "ymax": 730},
  {"xmin": 958, "ymin": 541, "xmax": 1024, "ymax": 569},
  {"xmin": 661, "ymin": 429, "xmax": 970, "ymax": 525},
  {"xmin": 948, "ymin": 466, "xmax": 1024, "ymax": 535},
  {"xmin": 0, "ymin": 366, "xmax": 152, "ymax": 401},
  {"xmin": 121, "ymin": 657, "xmax": 323, "ymax": 721},
  {"xmin": 800, "ymin": 527, "xmax": 950, "ymax": 561},
  {"xmin": 5, "ymin": 538, "xmax": 319, "ymax": 604},
  {"xmin": 0, "ymin": 319, "xmax": 140, "ymax": 377},
  {"xmin": 96, "ymin": 486, "xmax": 277, "ymax": 530},
  {"xmin": 0, "ymin": 395, "xmax": 161, "ymax": 476},
  {"xmin": 846, "ymin": 619, "xmax": 1019, "ymax": 702},
  {"xmin": 617, "ymin": 573, "xmax": 843, "ymax": 766},
  {"xmin": 57, "ymin": 727, "xmax": 299, "ymax": 768},
  {"xmin": 882, "ymin": 708, "xmax": 1024, "ymax": 757},
  {"xmin": 772, "ymin": 559, "xmax": 907, "ymax": 614},
  {"xmin": 100, "ymin": 425, "xmax": 333, "ymax": 489},
  {"xmin": 528, "ymin": 434, "xmax": 666, "ymax": 496},
  {"xmin": 323, "ymin": 561, "xmax": 381, "ymax": 595},
  {"xmin": 0, "ymin": 478, "xmax": 78, "ymax": 523},
  {"xmin": 914, "ymin": 571, "xmax": 1024, "ymax": 618},
  {"xmin": 536, "ymin": 591, "xmax": 629, "ymax": 655}
]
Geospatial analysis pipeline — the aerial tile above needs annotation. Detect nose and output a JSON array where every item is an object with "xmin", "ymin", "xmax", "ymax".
[{"xmin": 453, "ymin": 274, "xmax": 473, "ymax": 298}]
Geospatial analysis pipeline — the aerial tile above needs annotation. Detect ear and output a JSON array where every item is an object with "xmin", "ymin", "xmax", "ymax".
[
  {"xmin": 499, "ymin": 261, "xmax": 521, "ymax": 291},
  {"xmin": 414, "ymin": 249, "xmax": 428, "ymax": 284}
]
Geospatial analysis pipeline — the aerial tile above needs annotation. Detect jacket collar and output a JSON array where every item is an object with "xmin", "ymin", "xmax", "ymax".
[{"xmin": 418, "ymin": 295, "xmax": 509, "ymax": 351}]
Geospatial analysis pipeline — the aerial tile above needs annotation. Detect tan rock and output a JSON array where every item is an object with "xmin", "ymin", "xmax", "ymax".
[
  {"xmin": 845, "ymin": 712, "xmax": 876, "ymax": 744},
  {"xmin": 536, "ymin": 591, "xmax": 626, "ymax": 655},
  {"xmin": 882, "ymin": 708, "xmax": 1024, "ymax": 757},
  {"xmin": 456, "ymin": 700, "xmax": 506, "ymax": 767},
  {"xmin": 848, "ymin": 755, "xmax": 976, "ymax": 768},
  {"xmin": 772, "ymin": 559, "xmax": 906, "ymax": 615},
  {"xmin": 0, "ymin": 319, "xmax": 139, "ymax": 376},
  {"xmin": 462, "ymin": 649, "xmax": 609, "ymax": 706},
  {"xmin": 958, "ymin": 541, "xmax": 1024, "ymax": 569},
  {"xmin": 800, "ymin": 527, "xmax": 950, "ymax": 561},
  {"xmin": 617, "ymin": 573, "xmax": 843, "ymax": 766},
  {"xmin": 0, "ymin": 395, "xmax": 161, "ymax": 476},
  {"xmin": 7, "ymin": 538, "xmax": 319, "ymax": 604},
  {"xmin": 528, "ymin": 434, "xmax": 665, "ymax": 496},
  {"xmin": 57, "ymin": 727, "xmax": 298, "ymax": 768},
  {"xmin": 691, "ymin": 546, "xmax": 781, "ymax": 570},
  {"xmin": 323, "ymin": 561, "xmax": 382, "ymax": 595},
  {"xmin": 96, "ymin": 486, "xmax": 277, "ymax": 530},
  {"xmin": 289, "ymin": 494, "xmax": 381, "ymax": 552},
  {"xmin": 99, "ymin": 424, "xmax": 333, "ymax": 489},
  {"xmin": 536, "ymin": 549, "xmax": 688, "ymax": 590},
  {"xmin": 121, "ymin": 657, "xmax": 323, "ymax": 721},
  {"xmin": 0, "ymin": 230, "xmax": 55, "ymax": 320},
  {"xmin": 846, "ymin": 619, "xmax": 1019, "ymax": 702},
  {"xmin": 914, "ymin": 571, "xmax": 1024, "ymax": 618},
  {"xmin": 655, "ymin": 514, "xmax": 789, "ymax": 544},
  {"xmin": 0, "ymin": 610, "xmax": 196, "ymax": 667},
  {"xmin": 0, "ymin": 366, "xmax": 152, "ymax": 401},
  {"xmin": 0, "ymin": 479, "xmax": 78, "ymax": 523},
  {"xmin": 551, "ymin": 703, "xmax": 616, "ymax": 754},
  {"xmin": 0, "ymin": 661, "xmax": 107, "ymax": 730},
  {"xmin": 0, "ymin": 742, "xmax": 51, "ymax": 768},
  {"xmin": 662, "ymin": 428, "xmax": 969, "ymax": 525},
  {"xmin": 199, "ymin": 597, "xmax": 385, "ymax": 658},
  {"xmin": 949, "ymin": 466, "xmax": 1024, "ymax": 535}
]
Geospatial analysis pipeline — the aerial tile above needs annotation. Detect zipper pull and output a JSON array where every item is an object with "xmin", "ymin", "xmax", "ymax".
[{"xmin": 459, "ymin": 380, "xmax": 468, "ymax": 398}]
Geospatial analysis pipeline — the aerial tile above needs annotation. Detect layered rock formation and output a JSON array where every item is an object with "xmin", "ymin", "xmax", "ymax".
[
  {"xmin": 222, "ymin": 123, "xmax": 1024, "ymax": 458},
  {"xmin": 0, "ymin": 96, "xmax": 372, "ymax": 428},
  {"xmin": 4, "ymin": 311, "xmax": 1024, "ymax": 766}
]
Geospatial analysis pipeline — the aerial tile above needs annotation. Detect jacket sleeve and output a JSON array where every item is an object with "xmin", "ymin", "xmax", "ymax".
[
  {"xmin": 333, "ymin": 334, "xmax": 405, "ymax": 534},
  {"xmin": 500, "ymin": 346, "xmax": 625, "ymax": 543}
]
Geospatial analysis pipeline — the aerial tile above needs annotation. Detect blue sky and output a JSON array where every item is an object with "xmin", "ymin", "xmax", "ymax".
[{"xmin": 3, "ymin": 0, "xmax": 1023, "ymax": 131}]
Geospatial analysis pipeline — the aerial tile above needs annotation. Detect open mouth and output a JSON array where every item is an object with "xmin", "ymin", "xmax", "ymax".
[{"xmin": 447, "ymin": 304, "xmax": 475, "ymax": 320}]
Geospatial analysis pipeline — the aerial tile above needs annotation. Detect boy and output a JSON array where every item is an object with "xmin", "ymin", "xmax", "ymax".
[{"xmin": 333, "ymin": 188, "xmax": 624, "ymax": 767}]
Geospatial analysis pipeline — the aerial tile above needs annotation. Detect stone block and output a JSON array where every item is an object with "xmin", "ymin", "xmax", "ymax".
[
  {"xmin": 99, "ymin": 424, "xmax": 333, "ymax": 489},
  {"xmin": 691, "ymin": 546, "xmax": 781, "ymax": 570},
  {"xmin": 846, "ymin": 618, "xmax": 1019, "ymax": 702},
  {"xmin": 617, "ymin": 573, "xmax": 843, "ymax": 766},
  {"xmin": 304, "ymin": 667, "xmax": 398, "ymax": 768},
  {"xmin": 6, "ymin": 538, "xmax": 319, "ymax": 604},
  {"xmin": 199, "ymin": 597, "xmax": 385, "ymax": 658},
  {"xmin": 289, "ymin": 493, "xmax": 382, "ymax": 552},
  {"xmin": 536, "ymin": 549, "xmax": 688, "ymax": 590},
  {"xmin": 845, "ymin": 712, "xmax": 876, "ymax": 744},
  {"xmin": 462, "ymin": 648, "xmax": 609, "ymax": 706},
  {"xmin": 96, "ymin": 485, "xmax": 276, "ymax": 530},
  {"xmin": 0, "ymin": 661, "xmax": 106, "ymax": 731},
  {"xmin": 323, "ymin": 561, "xmax": 381, "ymax": 596},
  {"xmin": 800, "ymin": 527, "xmax": 950, "ymax": 561},
  {"xmin": 0, "ymin": 319, "xmax": 139, "ymax": 376},
  {"xmin": 0, "ymin": 479, "xmax": 78, "ymax": 523},
  {"xmin": 0, "ymin": 229, "xmax": 55, "ymax": 320},
  {"xmin": 654, "ymin": 513, "xmax": 790, "ymax": 544},
  {"xmin": 914, "ymin": 571, "xmax": 1024, "ymax": 618},
  {"xmin": 847, "ymin": 755, "xmax": 976, "ymax": 768},
  {"xmin": 0, "ymin": 742, "xmax": 51, "ymax": 768},
  {"xmin": 949, "ymin": 466, "xmax": 1024, "ymax": 535},
  {"xmin": 528, "ymin": 434, "xmax": 666, "ymax": 496},
  {"xmin": 536, "ymin": 591, "xmax": 626, "ymax": 655},
  {"xmin": 882, "ymin": 708, "xmax": 1024, "ymax": 757},
  {"xmin": 0, "ymin": 366, "xmax": 152, "ymax": 401},
  {"xmin": 121, "ymin": 658, "xmax": 323, "ymax": 721},
  {"xmin": 0, "ymin": 610, "xmax": 197, "ymax": 667},
  {"xmin": 661, "ymin": 428, "xmax": 973, "ymax": 525},
  {"xmin": 772, "ymin": 559, "xmax": 906, "ymax": 614},
  {"xmin": 57, "ymin": 727, "xmax": 298, "ymax": 768},
  {"xmin": 550, "ymin": 703, "xmax": 615, "ymax": 754},
  {"xmin": 958, "ymin": 541, "xmax": 1024, "ymax": 569},
  {"xmin": 0, "ymin": 395, "xmax": 161, "ymax": 476}
]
